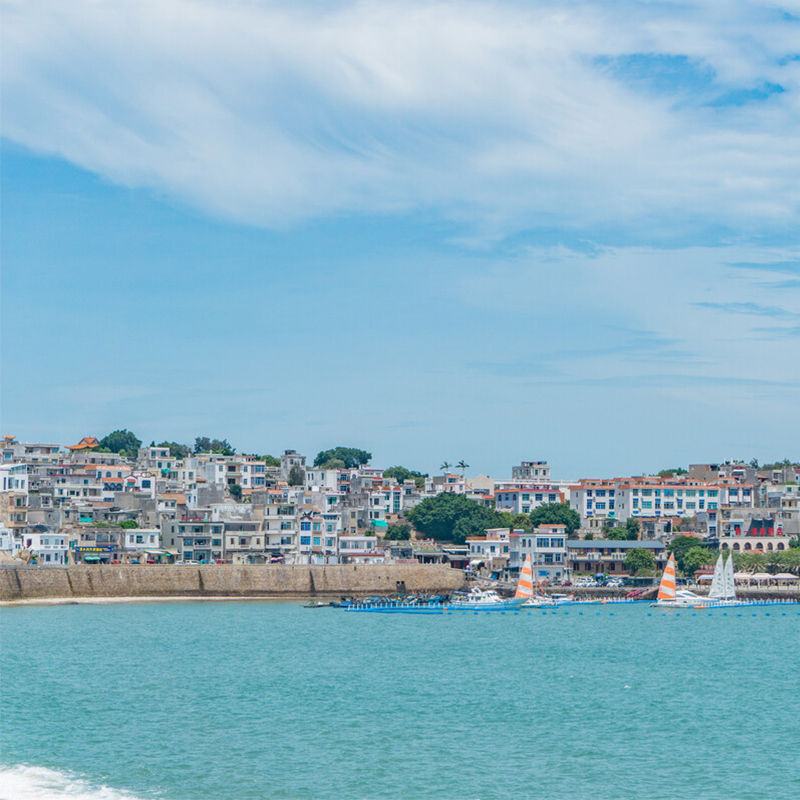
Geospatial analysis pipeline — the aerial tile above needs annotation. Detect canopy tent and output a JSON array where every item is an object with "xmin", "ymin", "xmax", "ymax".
[
  {"xmin": 751, "ymin": 573, "xmax": 773, "ymax": 581},
  {"xmin": 772, "ymin": 573, "xmax": 799, "ymax": 581},
  {"xmin": 697, "ymin": 574, "xmax": 714, "ymax": 582},
  {"xmin": 734, "ymin": 572, "xmax": 752, "ymax": 581}
]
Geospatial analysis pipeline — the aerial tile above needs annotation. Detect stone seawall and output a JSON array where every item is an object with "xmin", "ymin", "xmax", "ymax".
[{"xmin": 0, "ymin": 564, "xmax": 466, "ymax": 602}]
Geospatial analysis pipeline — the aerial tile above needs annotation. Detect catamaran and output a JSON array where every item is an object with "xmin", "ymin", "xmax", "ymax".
[
  {"xmin": 653, "ymin": 551, "xmax": 738, "ymax": 608},
  {"xmin": 517, "ymin": 555, "xmax": 574, "ymax": 607}
]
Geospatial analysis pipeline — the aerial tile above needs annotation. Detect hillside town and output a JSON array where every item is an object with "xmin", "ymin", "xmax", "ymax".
[{"xmin": 2, "ymin": 432, "xmax": 799, "ymax": 582}]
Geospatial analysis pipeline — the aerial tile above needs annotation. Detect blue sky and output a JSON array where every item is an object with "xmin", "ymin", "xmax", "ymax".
[{"xmin": 1, "ymin": 0, "xmax": 799, "ymax": 478}]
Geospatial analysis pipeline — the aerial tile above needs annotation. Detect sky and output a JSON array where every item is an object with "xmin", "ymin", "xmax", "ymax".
[{"xmin": 1, "ymin": 0, "xmax": 799, "ymax": 479}]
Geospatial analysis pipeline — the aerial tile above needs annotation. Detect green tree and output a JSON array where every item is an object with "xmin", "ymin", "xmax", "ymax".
[
  {"xmin": 626, "ymin": 518, "xmax": 640, "ymax": 538},
  {"xmin": 789, "ymin": 536, "xmax": 800, "ymax": 550},
  {"xmin": 405, "ymin": 493, "xmax": 505, "ymax": 544},
  {"xmin": 319, "ymin": 458, "xmax": 346, "ymax": 470},
  {"xmin": 440, "ymin": 461, "xmax": 452, "ymax": 473},
  {"xmin": 624, "ymin": 548, "xmax": 655, "ymax": 575},
  {"xmin": 258, "ymin": 455, "xmax": 281, "ymax": 467},
  {"xmin": 529, "ymin": 502, "xmax": 580, "ymax": 534},
  {"xmin": 682, "ymin": 546, "xmax": 716, "ymax": 577},
  {"xmin": 456, "ymin": 459, "xmax": 469, "ymax": 478},
  {"xmin": 98, "ymin": 429, "xmax": 142, "ymax": 457},
  {"xmin": 383, "ymin": 466, "xmax": 428, "ymax": 485},
  {"xmin": 498, "ymin": 512, "xmax": 533, "ymax": 532},
  {"xmin": 118, "ymin": 519, "xmax": 139, "ymax": 529},
  {"xmin": 384, "ymin": 523, "xmax": 411, "ymax": 541},
  {"xmin": 287, "ymin": 465, "xmax": 305, "ymax": 486},
  {"xmin": 657, "ymin": 467, "xmax": 688, "ymax": 477},
  {"xmin": 194, "ymin": 437, "xmax": 236, "ymax": 456},
  {"xmin": 229, "ymin": 484, "xmax": 243, "ymax": 500},
  {"xmin": 157, "ymin": 441, "xmax": 191, "ymax": 460},
  {"xmin": 313, "ymin": 447, "xmax": 371, "ymax": 469},
  {"xmin": 667, "ymin": 534, "xmax": 702, "ymax": 572}
]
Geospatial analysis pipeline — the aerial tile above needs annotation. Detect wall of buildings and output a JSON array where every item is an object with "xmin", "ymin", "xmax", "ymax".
[{"xmin": 0, "ymin": 563, "xmax": 465, "ymax": 601}]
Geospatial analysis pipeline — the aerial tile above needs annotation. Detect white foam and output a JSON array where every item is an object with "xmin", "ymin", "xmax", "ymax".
[{"xmin": 0, "ymin": 765, "xmax": 150, "ymax": 800}]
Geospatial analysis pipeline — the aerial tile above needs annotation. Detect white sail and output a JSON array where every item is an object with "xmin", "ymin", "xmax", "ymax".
[
  {"xmin": 708, "ymin": 553, "xmax": 725, "ymax": 599},
  {"xmin": 723, "ymin": 552, "xmax": 736, "ymax": 600}
]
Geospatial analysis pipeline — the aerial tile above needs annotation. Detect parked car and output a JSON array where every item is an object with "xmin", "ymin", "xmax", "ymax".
[
  {"xmin": 269, "ymin": 556, "xmax": 285, "ymax": 563},
  {"xmin": 174, "ymin": 560, "xmax": 200, "ymax": 565}
]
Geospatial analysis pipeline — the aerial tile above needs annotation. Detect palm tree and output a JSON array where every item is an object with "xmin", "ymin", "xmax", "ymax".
[
  {"xmin": 440, "ymin": 461, "xmax": 452, "ymax": 474},
  {"xmin": 456, "ymin": 459, "xmax": 469, "ymax": 479}
]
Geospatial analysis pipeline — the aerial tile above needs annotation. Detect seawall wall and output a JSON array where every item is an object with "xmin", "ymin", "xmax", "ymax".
[{"xmin": 0, "ymin": 564, "xmax": 466, "ymax": 602}]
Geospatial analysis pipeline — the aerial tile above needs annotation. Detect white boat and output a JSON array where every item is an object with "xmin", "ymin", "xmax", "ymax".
[
  {"xmin": 517, "ymin": 556, "xmax": 575, "ymax": 607},
  {"xmin": 447, "ymin": 587, "xmax": 525, "ymax": 610},
  {"xmin": 653, "ymin": 551, "xmax": 738, "ymax": 608},
  {"xmin": 448, "ymin": 557, "xmax": 531, "ymax": 610}
]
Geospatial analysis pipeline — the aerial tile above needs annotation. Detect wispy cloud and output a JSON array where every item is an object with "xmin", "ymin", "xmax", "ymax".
[
  {"xmin": 693, "ymin": 301, "xmax": 795, "ymax": 317},
  {"xmin": 2, "ymin": 0, "xmax": 799, "ymax": 239}
]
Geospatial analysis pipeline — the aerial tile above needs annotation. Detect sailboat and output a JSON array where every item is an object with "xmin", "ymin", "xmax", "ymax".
[
  {"xmin": 653, "ymin": 551, "xmax": 738, "ymax": 608},
  {"xmin": 518, "ymin": 555, "xmax": 574, "ymax": 607}
]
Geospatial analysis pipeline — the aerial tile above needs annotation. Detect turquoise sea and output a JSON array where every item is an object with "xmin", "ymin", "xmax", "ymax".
[{"xmin": 1, "ymin": 601, "xmax": 799, "ymax": 800}]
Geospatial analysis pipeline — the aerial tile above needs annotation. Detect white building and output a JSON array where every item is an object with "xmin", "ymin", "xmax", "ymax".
[
  {"xmin": 494, "ymin": 486, "xmax": 564, "ymax": 515},
  {"xmin": 511, "ymin": 461, "xmax": 551, "ymax": 482},
  {"xmin": 22, "ymin": 531, "xmax": 68, "ymax": 566},
  {"xmin": 512, "ymin": 524, "xmax": 569, "ymax": 582}
]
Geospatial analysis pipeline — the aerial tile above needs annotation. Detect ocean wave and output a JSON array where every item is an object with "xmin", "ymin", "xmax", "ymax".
[{"xmin": 0, "ymin": 765, "xmax": 153, "ymax": 800}]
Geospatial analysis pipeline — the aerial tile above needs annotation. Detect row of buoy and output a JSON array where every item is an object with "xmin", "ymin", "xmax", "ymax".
[{"xmin": 443, "ymin": 609, "xmax": 800, "ymax": 616}]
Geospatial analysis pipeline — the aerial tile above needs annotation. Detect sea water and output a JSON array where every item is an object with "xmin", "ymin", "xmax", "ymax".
[{"xmin": 1, "ymin": 601, "xmax": 798, "ymax": 800}]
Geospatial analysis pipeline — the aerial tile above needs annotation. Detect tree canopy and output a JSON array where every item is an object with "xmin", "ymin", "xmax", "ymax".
[
  {"xmin": 157, "ymin": 441, "xmax": 191, "ymax": 460},
  {"xmin": 313, "ymin": 447, "xmax": 371, "ymax": 468},
  {"xmin": 667, "ymin": 534, "xmax": 704, "ymax": 574},
  {"xmin": 529, "ymin": 502, "xmax": 580, "ymax": 534},
  {"xmin": 682, "ymin": 546, "xmax": 716, "ymax": 576},
  {"xmin": 260, "ymin": 455, "xmax": 281, "ymax": 467},
  {"xmin": 318, "ymin": 458, "xmax": 346, "ymax": 470},
  {"xmin": 229, "ymin": 484, "xmax": 243, "ymax": 500},
  {"xmin": 657, "ymin": 467, "xmax": 688, "ymax": 477},
  {"xmin": 384, "ymin": 523, "xmax": 411, "ymax": 541},
  {"xmin": 287, "ymin": 465, "xmax": 305, "ymax": 486},
  {"xmin": 383, "ymin": 466, "xmax": 428, "ymax": 488},
  {"xmin": 624, "ymin": 548, "xmax": 655, "ymax": 575},
  {"xmin": 194, "ymin": 437, "xmax": 236, "ymax": 456},
  {"xmin": 603, "ymin": 518, "xmax": 639, "ymax": 540},
  {"xmin": 405, "ymin": 493, "xmax": 506, "ymax": 544},
  {"xmin": 118, "ymin": 519, "xmax": 139, "ymax": 529},
  {"xmin": 98, "ymin": 429, "xmax": 142, "ymax": 457}
]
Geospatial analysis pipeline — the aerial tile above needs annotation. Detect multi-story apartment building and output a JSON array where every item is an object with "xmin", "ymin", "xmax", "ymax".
[
  {"xmin": 511, "ymin": 524, "xmax": 569, "ymax": 582},
  {"xmin": 494, "ymin": 486, "xmax": 564, "ymax": 514},
  {"xmin": 511, "ymin": 461, "xmax": 551, "ymax": 482}
]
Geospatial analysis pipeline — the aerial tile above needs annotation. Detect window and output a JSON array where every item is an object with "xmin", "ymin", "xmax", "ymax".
[{"xmin": 300, "ymin": 536, "xmax": 311, "ymax": 546}]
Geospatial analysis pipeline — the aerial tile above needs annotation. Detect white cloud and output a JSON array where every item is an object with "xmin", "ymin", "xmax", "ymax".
[
  {"xmin": 456, "ymin": 244, "xmax": 800, "ymax": 391},
  {"xmin": 2, "ymin": 0, "xmax": 799, "ymax": 236}
]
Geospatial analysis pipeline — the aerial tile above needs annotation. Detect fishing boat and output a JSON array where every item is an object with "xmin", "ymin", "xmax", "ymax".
[{"xmin": 302, "ymin": 601, "xmax": 332, "ymax": 608}]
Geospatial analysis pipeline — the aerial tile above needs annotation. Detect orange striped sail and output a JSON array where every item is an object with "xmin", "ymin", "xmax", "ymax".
[
  {"xmin": 657, "ymin": 553, "xmax": 677, "ymax": 601},
  {"xmin": 515, "ymin": 554, "xmax": 535, "ymax": 599}
]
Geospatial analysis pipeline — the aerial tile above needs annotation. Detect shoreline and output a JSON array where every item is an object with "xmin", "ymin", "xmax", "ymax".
[{"xmin": 0, "ymin": 595, "xmax": 326, "ymax": 607}]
